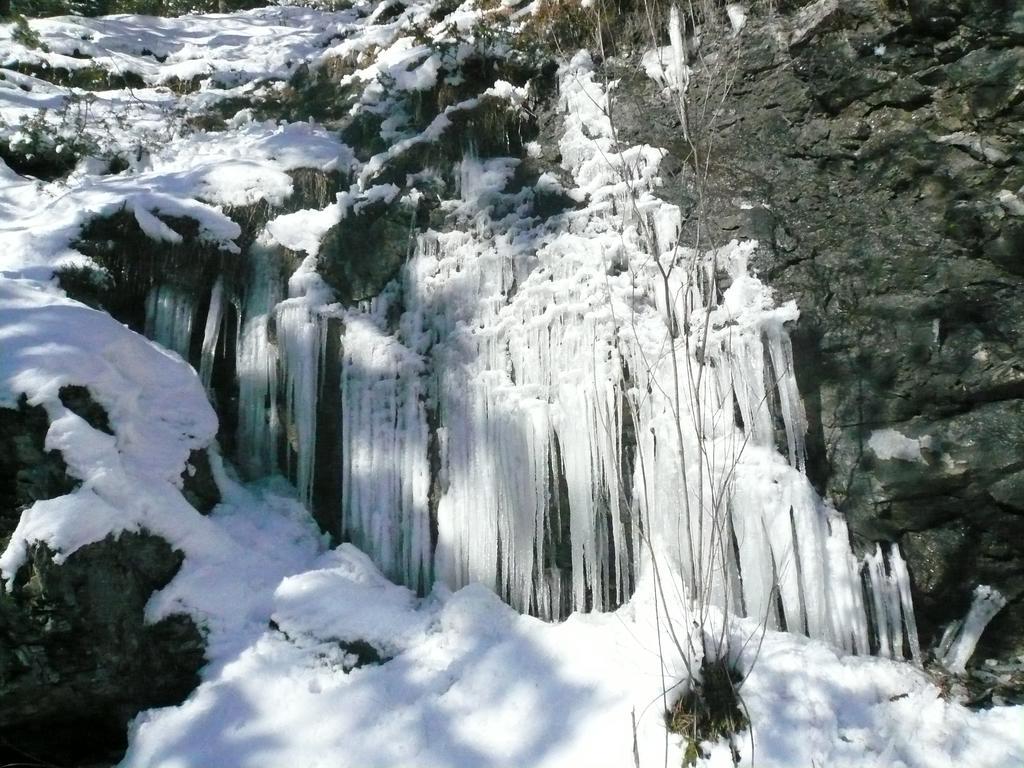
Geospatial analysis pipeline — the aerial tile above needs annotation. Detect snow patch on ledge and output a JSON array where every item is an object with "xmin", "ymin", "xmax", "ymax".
[{"xmin": 868, "ymin": 428, "xmax": 932, "ymax": 463}]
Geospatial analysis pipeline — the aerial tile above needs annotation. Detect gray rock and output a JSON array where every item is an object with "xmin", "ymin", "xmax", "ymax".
[
  {"xmin": 610, "ymin": 0, "xmax": 1024, "ymax": 657},
  {"xmin": 0, "ymin": 534, "xmax": 204, "ymax": 764},
  {"xmin": 0, "ymin": 386, "xmax": 205, "ymax": 764}
]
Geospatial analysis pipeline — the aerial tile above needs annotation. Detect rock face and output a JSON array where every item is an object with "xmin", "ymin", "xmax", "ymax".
[
  {"xmin": 0, "ymin": 536, "xmax": 205, "ymax": 764},
  {"xmin": 614, "ymin": 0, "xmax": 1024, "ymax": 655},
  {"xmin": 0, "ymin": 396, "xmax": 77, "ymax": 546},
  {"xmin": 0, "ymin": 393, "xmax": 205, "ymax": 764}
]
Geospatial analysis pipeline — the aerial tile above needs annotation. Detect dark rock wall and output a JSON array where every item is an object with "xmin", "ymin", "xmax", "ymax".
[
  {"xmin": 0, "ymin": 395, "xmax": 206, "ymax": 764},
  {"xmin": 616, "ymin": 0, "xmax": 1023, "ymax": 655},
  {"xmin": 0, "ymin": 396, "xmax": 78, "ymax": 548},
  {"xmin": 0, "ymin": 535, "xmax": 205, "ymax": 764}
]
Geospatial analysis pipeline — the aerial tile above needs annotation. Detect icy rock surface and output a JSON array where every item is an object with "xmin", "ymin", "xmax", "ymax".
[
  {"xmin": 120, "ymin": 35, "xmax": 929, "ymax": 657},
  {"xmin": 267, "ymin": 52, "xmax": 907, "ymax": 659}
]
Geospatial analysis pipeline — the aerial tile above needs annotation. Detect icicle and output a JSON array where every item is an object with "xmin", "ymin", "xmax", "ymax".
[
  {"xmin": 824, "ymin": 515, "xmax": 869, "ymax": 654},
  {"xmin": 864, "ymin": 545, "xmax": 893, "ymax": 657},
  {"xmin": 889, "ymin": 543, "xmax": 922, "ymax": 665},
  {"xmin": 938, "ymin": 585, "xmax": 1007, "ymax": 673},
  {"xmin": 235, "ymin": 248, "xmax": 283, "ymax": 479},
  {"xmin": 276, "ymin": 299, "xmax": 326, "ymax": 510},
  {"xmin": 764, "ymin": 324, "xmax": 807, "ymax": 471},
  {"xmin": 458, "ymin": 145, "xmax": 482, "ymax": 202},
  {"xmin": 199, "ymin": 277, "xmax": 225, "ymax": 391},
  {"xmin": 863, "ymin": 544, "xmax": 913, "ymax": 659},
  {"xmin": 145, "ymin": 284, "xmax": 195, "ymax": 359},
  {"xmin": 668, "ymin": 5, "xmax": 690, "ymax": 97},
  {"xmin": 729, "ymin": 474, "xmax": 781, "ymax": 631},
  {"xmin": 339, "ymin": 311, "xmax": 432, "ymax": 593}
]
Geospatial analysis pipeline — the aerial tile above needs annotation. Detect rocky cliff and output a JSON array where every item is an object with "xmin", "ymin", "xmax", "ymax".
[{"xmin": 613, "ymin": 0, "xmax": 1024, "ymax": 656}]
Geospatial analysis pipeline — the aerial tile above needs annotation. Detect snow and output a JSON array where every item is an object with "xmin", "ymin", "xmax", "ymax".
[
  {"xmin": 122, "ymin": 551, "xmax": 1024, "ymax": 768},
  {"xmin": 0, "ymin": 278, "xmax": 218, "ymax": 578},
  {"xmin": 0, "ymin": 9, "xmax": 359, "ymax": 87},
  {"xmin": 0, "ymin": 106, "xmax": 352, "ymax": 275},
  {"xmin": 3, "ymin": 488, "xmax": 128, "ymax": 569},
  {"xmin": 145, "ymin": 469, "xmax": 326, "ymax": 668},
  {"xmin": 133, "ymin": 204, "xmax": 186, "ymax": 244},
  {"xmin": 935, "ymin": 132, "xmax": 1011, "ymax": 165},
  {"xmin": 1, "ymin": 4, "xmax": 1022, "ymax": 768},
  {"xmin": 265, "ymin": 202, "xmax": 344, "ymax": 255},
  {"xmin": 273, "ymin": 545, "xmax": 430, "ymax": 656},
  {"xmin": 997, "ymin": 189, "xmax": 1024, "ymax": 216},
  {"xmin": 869, "ymin": 427, "xmax": 931, "ymax": 463}
]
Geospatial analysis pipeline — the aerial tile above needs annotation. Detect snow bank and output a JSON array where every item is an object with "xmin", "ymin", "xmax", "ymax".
[
  {"xmin": 0, "ymin": 279, "xmax": 217, "ymax": 576},
  {"xmin": 0, "ymin": 9, "xmax": 358, "ymax": 87},
  {"xmin": 123, "ymin": 547, "xmax": 1024, "ymax": 768},
  {"xmin": 0, "ymin": 120, "xmax": 352, "ymax": 275}
]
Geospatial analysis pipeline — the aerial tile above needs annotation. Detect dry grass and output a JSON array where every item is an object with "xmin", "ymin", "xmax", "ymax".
[{"xmin": 666, "ymin": 655, "xmax": 747, "ymax": 766}]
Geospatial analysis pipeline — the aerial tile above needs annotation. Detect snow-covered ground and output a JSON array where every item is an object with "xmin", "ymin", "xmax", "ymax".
[
  {"xmin": 1, "ymin": 4, "xmax": 1022, "ymax": 767},
  {"xmin": 122, "ymin": 544, "xmax": 1024, "ymax": 768}
]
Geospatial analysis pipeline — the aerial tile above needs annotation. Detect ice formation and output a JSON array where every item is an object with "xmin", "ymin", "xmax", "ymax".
[
  {"xmin": 162, "ymin": 50, "xmax": 921, "ymax": 656},
  {"xmin": 339, "ymin": 301, "xmax": 432, "ymax": 594},
  {"xmin": 234, "ymin": 249, "xmax": 332, "ymax": 510},
  {"xmin": 864, "ymin": 543, "xmax": 922, "ymax": 662},
  {"xmin": 938, "ymin": 585, "xmax": 1007, "ymax": 673},
  {"xmin": 199, "ymin": 277, "xmax": 225, "ymax": 392},
  {"xmin": 145, "ymin": 284, "xmax": 196, "ymax": 359},
  {"xmin": 236, "ymin": 248, "xmax": 284, "ymax": 481},
  {"xmin": 275, "ymin": 295, "xmax": 328, "ymax": 510},
  {"xmin": 4, "ymin": 6, "xmax": 1023, "ymax": 766}
]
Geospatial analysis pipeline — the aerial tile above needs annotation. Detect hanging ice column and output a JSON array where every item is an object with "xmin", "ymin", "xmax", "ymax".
[
  {"xmin": 145, "ymin": 284, "xmax": 196, "ymax": 359},
  {"xmin": 276, "ymin": 294, "xmax": 329, "ymax": 509},
  {"xmin": 864, "ymin": 543, "xmax": 922, "ymax": 661},
  {"xmin": 407, "ymin": 226, "xmax": 584, "ymax": 618},
  {"xmin": 236, "ymin": 247, "xmax": 284, "ymax": 479},
  {"xmin": 338, "ymin": 295, "xmax": 432, "ymax": 593},
  {"xmin": 199, "ymin": 277, "xmax": 225, "ymax": 391},
  {"xmin": 231, "ymin": 248, "xmax": 332, "ymax": 510},
  {"xmin": 333, "ymin": 49, "xmax": 923, "ymax": 658}
]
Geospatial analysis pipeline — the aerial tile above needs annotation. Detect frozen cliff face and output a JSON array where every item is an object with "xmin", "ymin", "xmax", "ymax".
[
  {"xmin": 0, "ymin": 0, "xmax": 934, "ymax": 662},
  {"xmin": 180, "ymin": 43, "xmax": 919, "ymax": 660},
  {"xmin": 2, "ymin": 3, "xmax": 1023, "ymax": 766}
]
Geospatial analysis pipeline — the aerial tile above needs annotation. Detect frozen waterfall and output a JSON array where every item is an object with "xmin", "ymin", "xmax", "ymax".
[{"xmin": 171, "ymin": 51, "xmax": 922, "ymax": 661}]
